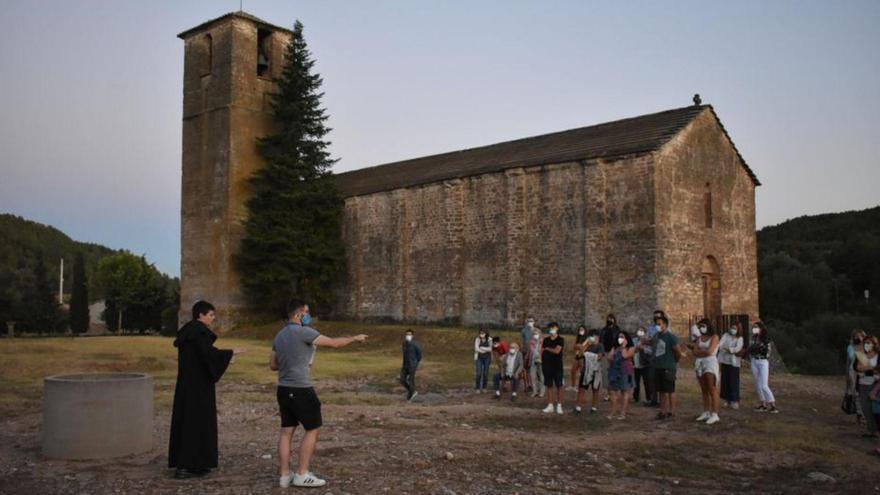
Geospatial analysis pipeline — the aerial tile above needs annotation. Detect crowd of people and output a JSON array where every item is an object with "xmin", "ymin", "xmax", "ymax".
[
  {"xmin": 845, "ymin": 330, "xmax": 880, "ymax": 456},
  {"xmin": 167, "ymin": 299, "xmax": 879, "ymax": 490},
  {"xmin": 473, "ymin": 310, "xmax": 783, "ymax": 424}
]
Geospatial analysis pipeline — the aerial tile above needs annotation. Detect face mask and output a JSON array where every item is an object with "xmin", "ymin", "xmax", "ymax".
[
  {"xmin": 510, "ymin": 349, "xmax": 518, "ymax": 355},
  {"xmin": 480, "ymin": 334, "xmax": 486, "ymax": 339},
  {"xmin": 866, "ymin": 344, "xmax": 875, "ymax": 353},
  {"xmin": 589, "ymin": 336, "xmax": 596, "ymax": 343},
  {"xmin": 699, "ymin": 326, "xmax": 708, "ymax": 335},
  {"xmin": 405, "ymin": 335, "xmax": 413, "ymax": 342},
  {"xmin": 637, "ymin": 331, "xmax": 645, "ymax": 338},
  {"xmin": 751, "ymin": 327, "xmax": 760, "ymax": 335},
  {"xmin": 549, "ymin": 329, "xmax": 558, "ymax": 336},
  {"xmin": 579, "ymin": 330, "xmax": 586, "ymax": 335},
  {"xmin": 618, "ymin": 337, "xmax": 626, "ymax": 346},
  {"xmin": 729, "ymin": 328, "xmax": 737, "ymax": 336},
  {"xmin": 533, "ymin": 333, "xmax": 540, "ymax": 340},
  {"xmin": 301, "ymin": 313, "xmax": 312, "ymax": 326}
]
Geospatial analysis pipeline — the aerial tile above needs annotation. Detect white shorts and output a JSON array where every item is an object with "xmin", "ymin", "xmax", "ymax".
[{"xmin": 695, "ymin": 356, "xmax": 719, "ymax": 382}]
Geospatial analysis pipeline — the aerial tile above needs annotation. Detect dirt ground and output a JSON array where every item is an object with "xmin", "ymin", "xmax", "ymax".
[{"xmin": 1, "ymin": 368, "xmax": 878, "ymax": 495}]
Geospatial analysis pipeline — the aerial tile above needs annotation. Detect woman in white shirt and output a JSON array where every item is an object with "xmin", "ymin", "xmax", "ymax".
[
  {"xmin": 718, "ymin": 322, "xmax": 744, "ymax": 409},
  {"xmin": 855, "ymin": 335, "xmax": 879, "ymax": 438}
]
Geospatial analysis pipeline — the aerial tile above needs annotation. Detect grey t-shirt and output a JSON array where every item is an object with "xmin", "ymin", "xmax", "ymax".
[{"xmin": 273, "ymin": 323, "xmax": 320, "ymax": 388}]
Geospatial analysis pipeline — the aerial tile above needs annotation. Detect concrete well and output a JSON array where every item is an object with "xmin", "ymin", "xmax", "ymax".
[{"xmin": 42, "ymin": 373, "xmax": 153, "ymax": 459}]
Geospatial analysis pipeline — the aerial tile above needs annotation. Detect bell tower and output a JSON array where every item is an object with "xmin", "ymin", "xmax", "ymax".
[{"xmin": 177, "ymin": 12, "xmax": 292, "ymax": 325}]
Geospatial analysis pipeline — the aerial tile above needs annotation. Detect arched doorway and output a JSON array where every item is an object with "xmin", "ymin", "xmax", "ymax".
[{"xmin": 701, "ymin": 256, "xmax": 722, "ymax": 319}]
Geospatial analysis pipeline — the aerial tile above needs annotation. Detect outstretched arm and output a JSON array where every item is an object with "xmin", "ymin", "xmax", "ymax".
[{"xmin": 313, "ymin": 334, "xmax": 368, "ymax": 348}]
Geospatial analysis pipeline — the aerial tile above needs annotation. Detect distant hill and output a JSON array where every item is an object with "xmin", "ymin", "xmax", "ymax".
[
  {"xmin": 758, "ymin": 205, "xmax": 880, "ymax": 264},
  {"xmin": 0, "ymin": 213, "xmax": 119, "ymax": 295},
  {"xmin": 756, "ymin": 205, "xmax": 880, "ymax": 374}
]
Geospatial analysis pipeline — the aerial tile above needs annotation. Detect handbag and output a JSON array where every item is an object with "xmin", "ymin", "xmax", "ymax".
[{"xmin": 841, "ymin": 393, "xmax": 857, "ymax": 415}]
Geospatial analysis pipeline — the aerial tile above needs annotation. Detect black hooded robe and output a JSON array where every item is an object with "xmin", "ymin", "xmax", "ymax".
[{"xmin": 168, "ymin": 319, "xmax": 233, "ymax": 471}]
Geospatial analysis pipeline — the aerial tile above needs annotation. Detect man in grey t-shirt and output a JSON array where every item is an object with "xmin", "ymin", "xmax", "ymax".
[{"xmin": 269, "ymin": 299, "xmax": 367, "ymax": 488}]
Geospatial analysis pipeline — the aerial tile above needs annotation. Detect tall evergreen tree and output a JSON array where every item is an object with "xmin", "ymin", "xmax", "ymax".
[
  {"xmin": 69, "ymin": 252, "xmax": 90, "ymax": 333},
  {"xmin": 25, "ymin": 252, "xmax": 59, "ymax": 333},
  {"xmin": 236, "ymin": 21, "xmax": 345, "ymax": 313}
]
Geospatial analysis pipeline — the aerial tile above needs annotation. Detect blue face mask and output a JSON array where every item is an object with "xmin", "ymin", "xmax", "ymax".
[{"xmin": 301, "ymin": 313, "xmax": 312, "ymax": 326}]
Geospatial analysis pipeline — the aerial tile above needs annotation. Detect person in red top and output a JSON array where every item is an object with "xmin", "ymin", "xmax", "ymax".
[{"xmin": 492, "ymin": 337, "xmax": 509, "ymax": 358}]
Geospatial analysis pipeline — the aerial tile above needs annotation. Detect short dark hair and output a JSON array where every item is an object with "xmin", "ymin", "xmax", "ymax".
[
  {"xmin": 405, "ymin": 329, "xmax": 414, "ymax": 335},
  {"xmin": 653, "ymin": 309, "xmax": 665, "ymax": 317},
  {"xmin": 548, "ymin": 321, "xmax": 559, "ymax": 329},
  {"xmin": 286, "ymin": 298, "xmax": 308, "ymax": 316},
  {"xmin": 192, "ymin": 300, "xmax": 215, "ymax": 320}
]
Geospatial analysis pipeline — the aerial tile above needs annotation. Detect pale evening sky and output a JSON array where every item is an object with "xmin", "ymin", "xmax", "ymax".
[{"xmin": 0, "ymin": 0, "xmax": 878, "ymax": 277}]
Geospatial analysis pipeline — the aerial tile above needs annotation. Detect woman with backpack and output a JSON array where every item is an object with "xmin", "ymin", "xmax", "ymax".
[
  {"xmin": 718, "ymin": 321, "xmax": 745, "ymax": 409},
  {"xmin": 748, "ymin": 322, "xmax": 780, "ymax": 414}
]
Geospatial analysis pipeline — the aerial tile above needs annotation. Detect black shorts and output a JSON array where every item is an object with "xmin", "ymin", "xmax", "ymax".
[
  {"xmin": 277, "ymin": 386, "xmax": 322, "ymax": 430},
  {"xmin": 653, "ymin": 368, "xmax": 676, "ymax": 393},
  {"xmin": 542, "ymin": 363, "xmax": 564, "ymax": 388}
]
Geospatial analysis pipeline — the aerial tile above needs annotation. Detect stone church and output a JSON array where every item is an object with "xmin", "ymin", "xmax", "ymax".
[{"xmin": 177, "ymin": 12, "xmax": 760, "ymax": 331}]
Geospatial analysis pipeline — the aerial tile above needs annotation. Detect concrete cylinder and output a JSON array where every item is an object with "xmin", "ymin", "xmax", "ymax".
[{"xmin": 42, "ymin": 373, "xmax": 153, "ymax": 459}]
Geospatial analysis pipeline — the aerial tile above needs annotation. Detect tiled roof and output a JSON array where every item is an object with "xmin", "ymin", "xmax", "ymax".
[
  {"xmin": 178, "ymin": 11, "xmax": 293, "ymax": 39},
  {"xmin": 336, "ymin": 105, "xmax": 759, "ymax": 197}
]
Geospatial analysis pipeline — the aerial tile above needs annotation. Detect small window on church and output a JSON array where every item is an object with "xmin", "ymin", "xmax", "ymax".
[
  {"xmin": 202, "ymin": 34, "xmax": 213, "ymax": 76},
  {"xmin": 704, "ymin": 183, "xmax": 713, "ymax": 228},
  {"xmin": 257, "ymin": 29, "xmax": 272, "ymax": 77}
]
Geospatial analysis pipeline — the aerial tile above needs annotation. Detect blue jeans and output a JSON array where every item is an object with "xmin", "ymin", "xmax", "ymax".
[
  {"xmin": 475, "ymin": 354, "xmax": 491, "ymax": 390},
  {"xmin": 493, "ymin": 373, "xmax": 519, "ymax": 394}
]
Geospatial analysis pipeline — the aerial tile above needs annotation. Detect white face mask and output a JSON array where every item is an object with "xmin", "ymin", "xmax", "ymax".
[
  {"xmin": 579, "ymin": 330, "xmax": 586, "ymax": 335},
  {"xmin": 549, "ymin": 329, "xmax": 558, "ymax": 336},
  {"xmin": 510, "ymin": 349, "xmax": 518, "ymax": 355},
  {"xmin": 866, "ymin": 344, "xmax": 875, "ymax": 353},
  {"xmin": 637, "ymin": 331, "xmax": 645, "ymax": 338},
  {"xmin": 729, "ymin": 328, "xmax": 737, "ymax": 336},
  {"xmin": 698, "ymin": 326, "xmax": 708, "ymax": 335},
  {"xmin": 405, "ymin": 335, "xmax": 413, "ymax": 342},
  {"xmin": 533, "ymin": 333, "xmax": 540, "ymax": 340},
  {"xmin": 617, "ymin": 337, "xmax": 626, "ymax": 346},
  {"xmin": 751, "ymin": 327, "xmax": 760, "ymax": 335}
]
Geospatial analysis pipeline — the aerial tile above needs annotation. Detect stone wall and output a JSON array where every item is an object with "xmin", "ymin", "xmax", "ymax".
[
  {"xmin": 337, "ymin": 154, "xmax": 660, "ymax": 330},
  {"xmin": 654, "ymin": 109, "xmax": 760, "ymax": 332}
]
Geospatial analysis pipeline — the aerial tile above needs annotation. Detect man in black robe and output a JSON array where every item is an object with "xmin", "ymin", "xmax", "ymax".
[{"xmin": 168, "ymin": 300, "xmax": 245, "ymax": 479}]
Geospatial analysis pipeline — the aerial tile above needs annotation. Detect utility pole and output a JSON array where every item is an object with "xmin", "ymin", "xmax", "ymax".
[{"xmin": 59, "ymin": 258, "xmax": 64, "ymax": 305}]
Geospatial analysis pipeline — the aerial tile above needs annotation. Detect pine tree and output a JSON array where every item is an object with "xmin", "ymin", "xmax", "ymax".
[
  {"xmin": 236, "ymin": 21, "xmax": 345, "ymax": 313},
  {"xmin": 69, "ymin": 252, "xmax": 90, "ymax": 333}
]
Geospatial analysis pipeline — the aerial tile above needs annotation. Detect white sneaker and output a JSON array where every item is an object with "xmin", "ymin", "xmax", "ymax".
[
  {"xmin": 292, "ymin": 471, "xmax": 327, "ymax": 488},
  {"xmin": 542, "ymin": 404, "xmax": 554, "ymax": 413},
  {"xmin": 706, "ymin": 413, "xmax": 720, "ymax": 425},
  {"xmin": 696, "ymin": 411, "xmax": 711, "ymax": 422},
  {"xmin": 555, "ymin": 403, "xmax": 563, "ymax": 414},
  {"xmin": 279, "ymin": 473, "xmax": 293, "ymax": 488},
  {"xmin": 574, "ymin": 406, "xmax": 582, "ymax": 413}
]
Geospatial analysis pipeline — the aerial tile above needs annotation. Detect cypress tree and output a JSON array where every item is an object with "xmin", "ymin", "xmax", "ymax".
[
  {"xmin": 26, "ymin": 252, "xmax": 59, "ymax": 333},
  {"xmin": 236, "ymin": 21, "xmax": 345, "ymax": 313},
  {"xmin": 69, "ymin": 252, "xmax": 90, "ymax": 333}
]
